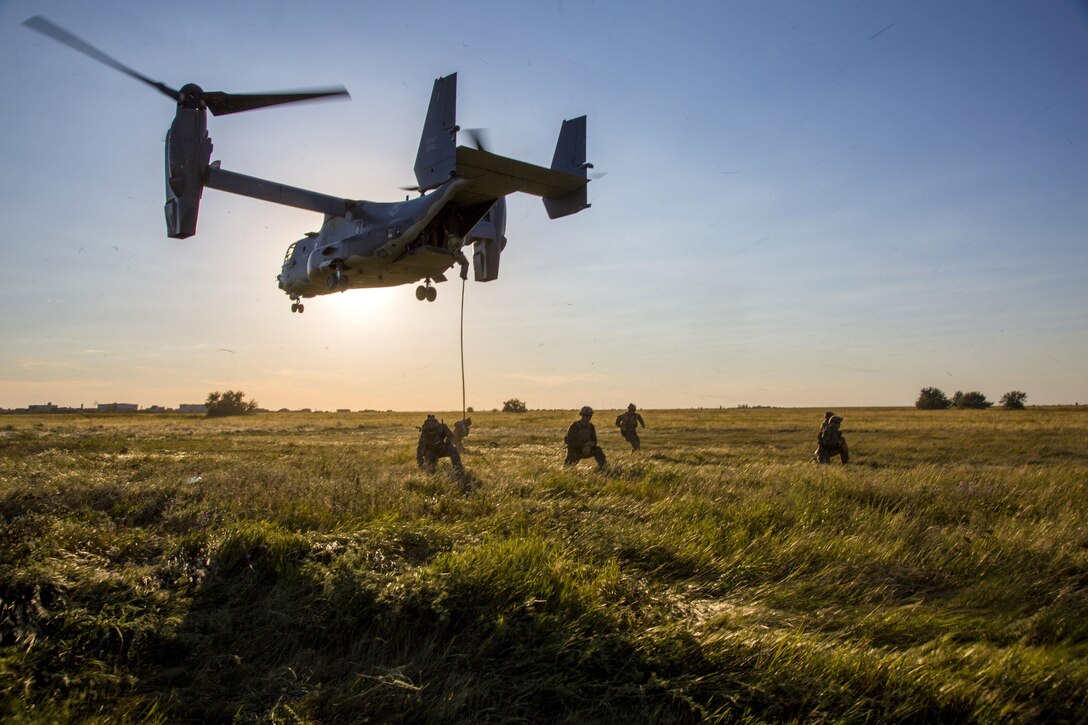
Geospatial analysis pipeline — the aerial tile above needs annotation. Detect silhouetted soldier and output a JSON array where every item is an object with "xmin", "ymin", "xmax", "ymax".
[
  {"xmin": 564, "ymin": 406, "xmax": 607, "ymax": 469},
  {"xmin": 815, "ymin": 415, "xmax": 849, "ymax": 464},
  {"xmin": 416, "ymin": 414, "xmax": 466, "ymax": 477},
  {"xmin": 452, "ymin": 417, "xmax": 472, "ymax": 453},
  {"xmin": 615, "ymin": 403, "xmax": 646, "ymax": 451}
]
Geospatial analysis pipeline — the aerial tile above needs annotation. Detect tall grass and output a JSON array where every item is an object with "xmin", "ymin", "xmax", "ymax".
[{"xmin": 1, "ymin": 408, "xmax": 1086, "ymax": 721}]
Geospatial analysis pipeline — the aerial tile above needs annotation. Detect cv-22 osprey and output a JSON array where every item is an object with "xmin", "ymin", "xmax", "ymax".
[
  {"xmin": 276, "ymin": 74, "xmax": 591, "ymax": 309},
  {"xmin": 25, "ymin": 16, "xmax": 592, "ymax": 312}
]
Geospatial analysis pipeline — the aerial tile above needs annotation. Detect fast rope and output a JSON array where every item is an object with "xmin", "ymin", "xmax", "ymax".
[{"xmin": 460, "ymin": 275, "xmax": 467, "ymax": 421}]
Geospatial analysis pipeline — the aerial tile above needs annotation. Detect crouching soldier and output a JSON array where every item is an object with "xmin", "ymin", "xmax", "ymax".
[
  {"xmin": 417, "ymin": 414, "xmax": 466, "ymax": 477},
  {"xmin": 815, "ymin": 414, "xmax": 849, "ymax": 464},
  {"xmin": 565, "ymin": 406, "xmax": 607, "ymax": 469},
  {"xmin": 452, "ymin": 417, "xmax": 471, "ymax": 453},
  {"xmin": 615, "ymin": 403, "xmax": 646, "ymax": 451}
]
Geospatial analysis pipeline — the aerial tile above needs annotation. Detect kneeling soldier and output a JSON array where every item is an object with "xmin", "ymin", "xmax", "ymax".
[
  {"xmin": 417, "ymin": 414, "xmax": 466, "ymax": 476},
  {"xmin": 815, "ymin": 415, "xmax": 849, "ymax": 464},
  {"xmin": 452, "ymin": 417, "xmax": 471, "ymax": 453},
  {"xmin": 565, "ymin": 406, "xmax": 607, "ymax": 469}
]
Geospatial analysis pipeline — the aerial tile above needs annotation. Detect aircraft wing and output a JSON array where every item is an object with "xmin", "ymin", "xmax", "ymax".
[{"xmin": 451, "ymin": 146, "xmax": 587, "ymax": 207}]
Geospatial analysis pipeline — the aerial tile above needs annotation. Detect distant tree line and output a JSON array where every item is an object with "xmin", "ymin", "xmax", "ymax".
[
  {"xmin": 502, "ymin": 398, "xmax": 528, "ymax": 413},
  {"xmin": 206, "ymin": 390, "xmax": 258, "ymax": 417},
  {"xmin": 915, "ymin": 387, "xmax": 1026, "ymax": 410}
]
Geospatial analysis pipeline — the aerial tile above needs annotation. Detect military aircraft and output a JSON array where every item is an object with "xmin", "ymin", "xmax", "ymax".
[{"xmin": 24, "ymin": 17, "xmax": 592, "ymax": 312}]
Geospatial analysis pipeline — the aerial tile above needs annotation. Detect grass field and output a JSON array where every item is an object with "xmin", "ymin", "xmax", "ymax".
[{"xmin": 2, "ymin": 407, "xmax": 1087, "ymax": 722}]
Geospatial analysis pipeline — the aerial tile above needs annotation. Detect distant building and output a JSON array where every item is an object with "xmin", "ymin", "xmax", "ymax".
[
  {"xmin": 143, "ymin": 405, "xmax": 169, "ymax": 413},
  {"xmin": 98, "ymin": 403, "xmax": 138, "ymax": 413},
  {"xmin": 28, "ymin": 402, "xmax": 59, "ymax": 413},
  {"xmin": 178, "ymin": 404, "xmax": 207, "ymax": 414}
]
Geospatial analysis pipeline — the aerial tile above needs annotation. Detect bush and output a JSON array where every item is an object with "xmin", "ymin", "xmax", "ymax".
[
  {"xmin": 502, "ymin": 398, "xmax": 528, "ymax": 413},
  {"xmin": 205, "ymin": 390, "xmax": 258, "ymax": 417},
  {"xmin": 916, "ymin": 387, "xmax": 952, "ymax": 410},
  {"xmin": 952, "ymin": 390, "xmax": 992, "ymax": 409},
  {"xmin": 1000, "ymin": 391, "xmax": 1027, "ymax": 409}
]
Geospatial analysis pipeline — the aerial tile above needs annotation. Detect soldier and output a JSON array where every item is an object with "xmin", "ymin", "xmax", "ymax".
[
  {"xmin": 452, "ymin": 417, "xmax": 472, "ymax": 453},
  {"xmin": 812, "ymin": 411, "xmax": 835, "ymax": 461},
  {"xmin": 815, "ymin": 414, "xmax": 849, "ymax": 464},
  {"xmin": 615, "ymin": 403, "xmax": 646, "ymax": 451},
  {"xmin": 564, "ymin": 406, "xmax": 607, "ymax": 469},
  {"xmin": 416, "ymin": 414, "xmax": 466, "ymax": 477}
]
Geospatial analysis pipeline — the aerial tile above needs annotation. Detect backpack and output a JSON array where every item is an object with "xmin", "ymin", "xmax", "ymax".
[
  {"xmin": 818, "ymin": 425, "xmax": 842, "ymax": 448},
  {"xmin": 420, "ymin": 418, "xmax": 445, "ymax": 448}
]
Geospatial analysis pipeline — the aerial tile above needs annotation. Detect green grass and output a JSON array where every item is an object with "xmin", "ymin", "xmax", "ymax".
[{"xmin": 1, "ymin": 407, "xmax": 1087, "ymax": 722}]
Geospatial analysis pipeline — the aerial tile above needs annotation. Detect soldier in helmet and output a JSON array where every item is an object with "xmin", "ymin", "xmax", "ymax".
[
  {"xmin": 815, "ymin": 414, "xmax": 849, "ymax": 464},
  {"xmin": 452, "ymin": 417, "xmax": 472, "ymax": 453},
  {"xmin": 416, "ymin": 414, "xmax": 466, "ymax": 478},
  {"xmin": 812, "ymin": 411, "xmax": 835, "ymax": 461},
  {"xmin": 615, "ymin": 403, "xmax": 646, "ymax": 451},
  {"xmin": 564, "ymin": 406, "xmax": 607, "ymax": 469}
]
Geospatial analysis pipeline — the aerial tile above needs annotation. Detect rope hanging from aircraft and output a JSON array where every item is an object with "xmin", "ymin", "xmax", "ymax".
[{"xmin": 460, "ymin": 277, "xmax": 467, "ymax": 422}]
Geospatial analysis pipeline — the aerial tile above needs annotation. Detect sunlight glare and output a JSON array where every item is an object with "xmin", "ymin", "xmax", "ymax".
[{"xmin": 323, "ymin": 285, "xmax": 403, "ymax": 324}]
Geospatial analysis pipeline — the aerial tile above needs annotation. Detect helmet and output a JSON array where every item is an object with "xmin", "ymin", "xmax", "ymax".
[
  {"xmin": 627, "ymin": 403, "xmax": 636, "ymax": 411},
  {"xmin": 579, "ymin": 406, "xmax": 594, "ymax": 416},
  {"xmin": 829, "ymin": 415, "xmax": 843, "ymax": 425},
  {"xmin": 824, "ymin": 411, "xmax": 835, "ymax": 420}
]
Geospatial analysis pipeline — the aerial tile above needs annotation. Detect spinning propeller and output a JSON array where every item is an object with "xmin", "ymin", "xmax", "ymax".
[{"xmin": 22, "ymin": 15, "xmax": 350, "ymax": 115}]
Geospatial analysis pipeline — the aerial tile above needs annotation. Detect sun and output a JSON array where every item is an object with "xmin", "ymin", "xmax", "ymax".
[{"xmin": 322, "ymin": 286, "xmax": 404, "ymax": 324}]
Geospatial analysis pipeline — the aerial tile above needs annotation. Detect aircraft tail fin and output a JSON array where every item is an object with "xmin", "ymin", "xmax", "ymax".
[
  {"xmin": 542, "ymin": 115, "xmax": 589, "ymax": 219},
  {"xmin": 413, "ymin": 73, "xmax": 458, "ymax": 193}
]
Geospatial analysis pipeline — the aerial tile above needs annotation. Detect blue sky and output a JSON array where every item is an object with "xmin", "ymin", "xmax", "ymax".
[{"xmin": 1, "ymin": 0, "xmax": 1086, "ymax": 411}]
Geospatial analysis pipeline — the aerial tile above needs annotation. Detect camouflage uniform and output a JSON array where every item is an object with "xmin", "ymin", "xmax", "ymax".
[
  {"xmin": 416, "ymin": 415, "xmax": 465, "ymax": 475},
  {"xmin": 815, "ymin": 415, "xmax": 849, "ymax": 464},
  {"xmin": 452, "ymin": 417, "xmax": 471, "ymax": 453},
  {"xmin": 565, "ymin": 407, "xmax": 607, "ymax": 469},
  {"xmin": 615, "ymin": 404, "xmax": 646, "ymax": 451}
]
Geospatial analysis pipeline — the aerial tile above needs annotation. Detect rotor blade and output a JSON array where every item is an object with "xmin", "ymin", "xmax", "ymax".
[
  {"xmin": 203, "ymin": 87, "xmax": 350, "ymax": 116},
  {"xmin": 22, "ymin": 16, "xmax": 180, "ymax": 102},
  {"xmin": 463, "ymin": 127, "xmax": 491, "ymax": 153}
]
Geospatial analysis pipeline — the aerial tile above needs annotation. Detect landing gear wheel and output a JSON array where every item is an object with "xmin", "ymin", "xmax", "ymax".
[
  {"xmin": 425, "ymin": 286, "xmax": 437, "ymax": 302},
  {"xmin": 415, "ymin": 285, "xmax": 428, "ymax": 301},
  {"xmin": 297, "ymin": 303, "xmax": 304, "ymax": 313},
  {"xmin": 291, "ymin": 302, "xmax": 299, "ymax": 313}
]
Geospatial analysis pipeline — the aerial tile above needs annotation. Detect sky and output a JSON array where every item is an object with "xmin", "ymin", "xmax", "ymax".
[{"xmin": 1, "ymin": 0, "xmax": 1086, "ymax": 412}]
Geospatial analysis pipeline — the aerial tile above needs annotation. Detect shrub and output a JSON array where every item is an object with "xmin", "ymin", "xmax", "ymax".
[
  {"xmin": 1000, "ymin": 391, "xmax": 1027, "ymax": 409},
  {"xmin": 502, "ymin": 398, "xmax": 528, "ymax": 413},
  {"xmin": 916, "ymin": 387, "xmax": 952, "ymax": 410},
  {"xmin": 952, "ymin": 390, "xmax": 992, "ymax": 409},
  {"xmin": 205, "ymin": 390, "xmax": 258, "ymax": 417}
]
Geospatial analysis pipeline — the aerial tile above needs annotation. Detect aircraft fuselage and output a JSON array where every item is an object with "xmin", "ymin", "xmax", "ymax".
[{"xmin": 277, "ymin": 178, "xmax": 494, "ymax": 299}]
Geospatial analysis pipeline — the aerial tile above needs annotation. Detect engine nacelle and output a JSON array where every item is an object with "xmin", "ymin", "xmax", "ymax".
[
  {"xmin": 471, "ymin": 238, "xmax": 502, "ymax": 282},
  {"xmin": 468, "ymin": 198, "xmax": 507, "ymax": 282},
  {"xmin": 164, "ymin": 101, "xmax": 212, "ymax": 239}
]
